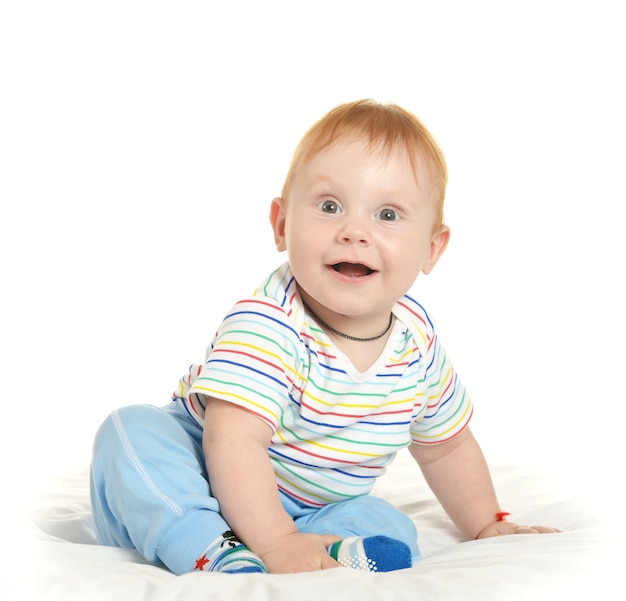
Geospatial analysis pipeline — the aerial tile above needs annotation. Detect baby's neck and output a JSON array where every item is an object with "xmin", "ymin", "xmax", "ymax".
[{"xmin": 330, "ymin": 330, "xmax": 392, "ymax": 373}]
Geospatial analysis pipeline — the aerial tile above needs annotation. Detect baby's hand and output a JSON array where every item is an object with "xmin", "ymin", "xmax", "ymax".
[
  {"xmin": 476, "ymin": 520, "xmax": 561, "ymax": 539},
  {"xmin": 258, "ymin": 532, "xmax": 341, "ymax": 574}
]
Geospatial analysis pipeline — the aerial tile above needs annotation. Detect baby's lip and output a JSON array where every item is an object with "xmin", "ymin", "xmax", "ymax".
[{"xmin": 330, "ymin": 262, "xmax": 376, "ymax": 277}]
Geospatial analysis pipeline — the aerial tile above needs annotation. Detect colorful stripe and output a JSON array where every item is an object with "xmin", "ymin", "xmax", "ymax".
[{"xmin": 174, "ymin": 262, "xmax": 472, "ymax": 506}]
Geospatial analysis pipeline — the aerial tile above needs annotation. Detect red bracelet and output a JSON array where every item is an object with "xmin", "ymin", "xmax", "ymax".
[{"xmin": 475, "ymin": 512, "xmax": 511, "ymax": 539}]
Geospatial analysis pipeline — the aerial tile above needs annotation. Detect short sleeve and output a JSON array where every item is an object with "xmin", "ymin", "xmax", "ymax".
[
  {"xmin": 410, "ymin": 331, "xmax": 473, "ymax": 444},
  {"xmin": 187, "ymin": 296, "xmax": 304, "ymax": 432}
]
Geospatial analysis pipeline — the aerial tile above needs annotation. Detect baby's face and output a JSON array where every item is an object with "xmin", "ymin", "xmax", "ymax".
[{"xmin": 271, "ymin": 136, "xmax": 448, "ymax": 330}]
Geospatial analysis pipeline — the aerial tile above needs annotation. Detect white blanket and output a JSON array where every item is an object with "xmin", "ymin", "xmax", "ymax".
[{"xmin": 14, "ymin": 451, "xmax": 614, "ymax": 601}]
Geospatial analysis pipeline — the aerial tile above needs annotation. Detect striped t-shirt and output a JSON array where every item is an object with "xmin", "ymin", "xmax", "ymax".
[{"xmin": 174, "ymin": 262, "xmax": 472, "ymax": 507}]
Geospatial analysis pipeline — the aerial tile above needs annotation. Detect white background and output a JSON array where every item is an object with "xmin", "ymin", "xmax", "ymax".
[{"xmin": 2, "ymin": 1, "xmax": 624, "ymax": 508}]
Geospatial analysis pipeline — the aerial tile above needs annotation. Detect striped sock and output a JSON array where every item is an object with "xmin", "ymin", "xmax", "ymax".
[
  {"xmin": 327, "ymin": 535, "xmax": 413, "ymax": 572},
  {"xmin": 194, "ymin": 530, "xmax": 267, "ymax": 574}
]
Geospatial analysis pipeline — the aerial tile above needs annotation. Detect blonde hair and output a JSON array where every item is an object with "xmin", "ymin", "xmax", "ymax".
[{"xmin": 281, "ymin": 99, "xmax": 448, "ymax": 225}]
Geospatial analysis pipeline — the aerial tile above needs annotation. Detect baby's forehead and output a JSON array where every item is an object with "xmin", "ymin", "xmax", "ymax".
[{"xmin": 303, "ymin": 134, "xmax": 435, "ymax": 184}]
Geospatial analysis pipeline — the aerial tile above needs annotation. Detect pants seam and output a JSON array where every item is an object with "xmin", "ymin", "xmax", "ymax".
[{"xmin": 111, "ymin": 409, "xmax": 184, "ymax": 517}]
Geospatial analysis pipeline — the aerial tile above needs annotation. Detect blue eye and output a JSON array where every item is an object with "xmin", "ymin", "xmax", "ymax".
[
  {"xmin": 319, "ymin": 200, "xmax": 340, "ymax": 214},
  {"xmin": 377, "ymin": 208, "xmax": 398, "ymax": 221}
]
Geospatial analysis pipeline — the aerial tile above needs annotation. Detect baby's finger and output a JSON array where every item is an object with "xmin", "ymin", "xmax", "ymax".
[
  {"xmin": 514, "ymin": 525, "xmax": 561, "ymax": 534},
  {"xmin": 321, "ymin": 554, "xmax": 341, "ymax": 569},
  {"xmin": 528, "ymin": 525, "xmax": 562, "ymax": 533},
  {"xmin": 319, "ymin": 533, "xmax": 342, "ymax": 547}
]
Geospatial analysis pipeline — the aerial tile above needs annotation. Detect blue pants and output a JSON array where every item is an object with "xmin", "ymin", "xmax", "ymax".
[{"xmin": 90, "ymin": 402, "xmax": 420, "ymax": 575}]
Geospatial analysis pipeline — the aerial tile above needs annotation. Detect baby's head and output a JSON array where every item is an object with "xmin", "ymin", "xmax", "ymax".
[
  {"xmin": 271, "ymin": 100, "xmax": 451, "ymax": 331},
  {"xmin": 281, "ymin": 99, "xmax": 448, "ymax": 227}
]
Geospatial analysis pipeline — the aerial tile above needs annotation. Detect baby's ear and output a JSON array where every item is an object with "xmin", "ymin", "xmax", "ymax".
[
  {"xmin": 269, "ymin": 197, "xmax": 287, "ymax": 252},
  {"xmin": 422, "ymin": 225, "xmax": 450, "ymax": 274}
]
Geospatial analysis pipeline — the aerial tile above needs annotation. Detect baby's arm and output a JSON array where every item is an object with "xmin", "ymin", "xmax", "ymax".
[
  {"xmin": 409, "ymin": 427, "xmax": 560, "ymax": 539},
  {"xmin": 203, "ymin": 398, "xmax": 340, "ymax": 573}
]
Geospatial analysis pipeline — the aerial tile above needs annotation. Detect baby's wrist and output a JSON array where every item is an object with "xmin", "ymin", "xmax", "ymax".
[
  {"xmin": 474, "ymin": 511, "xmax": 511, "ymax": 539},
  {"xmin": 248, "ymin": 526, "xmax": 299, "ymax": 559}
]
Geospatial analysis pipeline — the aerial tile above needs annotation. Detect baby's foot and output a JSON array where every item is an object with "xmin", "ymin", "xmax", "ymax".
[
  {"xmin": 194, "ymin": 530, "xmax": 267, "ymax": 574},
  {"xmin": 327, "ymin": 535, "xmax": 413, "ymax": 572}
]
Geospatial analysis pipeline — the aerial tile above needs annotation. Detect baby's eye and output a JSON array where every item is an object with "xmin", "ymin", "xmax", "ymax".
[
  {"xmin": 319, "ymin": 199, "xmax": 341, "ymax": 214},
  {"xmin": 377, "ymin": 208, "xmax": 399, "ymax": 221}
]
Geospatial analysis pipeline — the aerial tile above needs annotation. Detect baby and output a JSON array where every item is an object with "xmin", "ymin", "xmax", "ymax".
[{"xmin": 90, "ymin": 99, "xmax": 559, "ymax": 575}]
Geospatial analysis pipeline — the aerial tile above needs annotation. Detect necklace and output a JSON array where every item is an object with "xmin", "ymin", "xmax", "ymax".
[{"xmin": 303, "ymin": 302, "xmax": 394, "ymax": 342}]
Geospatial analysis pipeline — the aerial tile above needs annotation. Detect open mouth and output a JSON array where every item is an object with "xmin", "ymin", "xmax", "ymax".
[{"xmin": 331, "ymin": 262, "xmax": 375, "ymax": 277}]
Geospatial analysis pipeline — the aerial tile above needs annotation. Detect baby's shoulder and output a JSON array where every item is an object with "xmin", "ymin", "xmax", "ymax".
[{"xmin": 393, "ymin": 294, "xmax": 437, "ymax": 356}]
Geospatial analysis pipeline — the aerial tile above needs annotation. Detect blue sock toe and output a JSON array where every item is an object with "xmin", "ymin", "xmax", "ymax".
[{"xmin": 328, "ymin": 535, "xmax": 413, "ymax": 572}]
